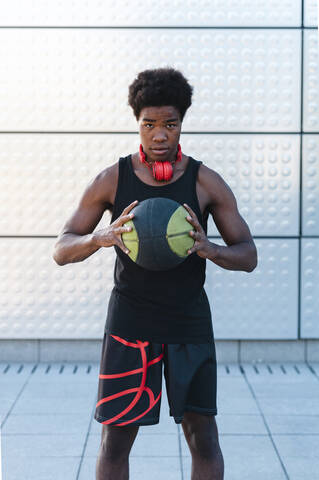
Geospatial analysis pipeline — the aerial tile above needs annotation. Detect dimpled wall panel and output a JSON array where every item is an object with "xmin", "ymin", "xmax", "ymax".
[
  {"xmin": 182, "ymin": 134, "xmax": 300, "ymax": 237},
  {"xmin": 304, "ymin": 0, "xmax": 318, "ymax": 26},
  {"xmin": 205, "ymin": 238, "xmax": 299, "ymax": 339},
  {"xmin": 0, "ymin": 134, "xmax": 132, "ymax": 236},
  {"xmin": 0, "ymin": 0, "xmax": 302, "ymax": 27},
  {"xmin": 0, "ymin": 133, "xmax": 299, "ymax": 237},
  {"xmin": 303, "ymin": 30, "xmax": 319, "ymax": 132},
  {"xmin": 0, "ymin": 29, "xmax": 301, "ymax": 132},
  {"xmin": 0, "ymin": 238, "xmax": 116, "ymax": 339},
  {"xmin": 302, "ymin": 135, "xmax": 319, "ymax": 235},
  {"xmin": 0, "ymin": 237, "xmax": 299, "ymax": 340},
  {"xmin": 301, "ymin": 239, "xmax": 319, "ymax": 338},
  {"xmin": 0, "ymin": 0, "xmax": 316, "ymax": 341}
]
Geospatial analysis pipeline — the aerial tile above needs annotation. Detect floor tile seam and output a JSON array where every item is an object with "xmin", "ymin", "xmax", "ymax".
[
  {"xmin": 0, "ymin": 366, "xmax": 34, "ymax": 430},
  {"xmin": 75, "ymin": 397, "xmax": 97, "ymax": 480},
  {"xmin": 239, "ymin": 365, "xmax": 291, "ymax": 480},
  {"xmin": 305, "ymin": 361, "xmax": 319, "ymax": 382}
]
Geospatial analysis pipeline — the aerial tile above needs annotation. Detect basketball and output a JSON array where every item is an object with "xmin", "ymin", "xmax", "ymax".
[{"xmin": 121, "ymin": 197, "xmax": 195, "ymax": 271}]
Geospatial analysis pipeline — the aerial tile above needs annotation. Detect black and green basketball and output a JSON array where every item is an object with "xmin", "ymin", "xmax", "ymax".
[{"xmin": 121, "ymin": 197, "xmax": 195, "ymax": 271}]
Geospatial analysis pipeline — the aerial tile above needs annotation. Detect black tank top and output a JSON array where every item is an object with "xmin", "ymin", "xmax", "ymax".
[{"xmin": 104, "ymin": 154, "xmax": 213, "ymax": 343}]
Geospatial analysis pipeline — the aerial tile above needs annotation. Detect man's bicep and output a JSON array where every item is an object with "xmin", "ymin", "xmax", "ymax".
[{"xmin": 209, "ymin": 174, "xmax": 253, "ymax": 246}]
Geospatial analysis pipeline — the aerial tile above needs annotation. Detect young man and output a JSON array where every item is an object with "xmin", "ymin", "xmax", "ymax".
[{"xmin": 53, "ymin": 67, "xmax": 257, "ymax": 480}]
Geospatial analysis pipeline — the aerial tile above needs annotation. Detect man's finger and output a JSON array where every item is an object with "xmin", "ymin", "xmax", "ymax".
[
  {"xmin": 186, "ymin": 216, "xmax": 196, "ymax": 226},
  {"xmin": 183, "ymin": 203, "xmax": 197, "ymax": 218},
  {"xmin": 186, "ymin": 215, "xmax": 203, "ymax": 232},
  {"xmin": 187, "ymin": 244, "xmax": 198, "ymax": 255},
  {"xmin": 115, "ymin": 225, "xmax": 132, "ymax": 234},
  {"xmin": 189, "ymin": 230, "xmax": 199, "ymax": 239},
  {"xmin": 121, "ymin": 200, "xmax": 138, "ymax": 216},
  {"xmin": 184, "ymin": 203, "xmax": 204, "ymax": 231},
  {"xmin": 117, "ymin": 213, "xmax": 135, "ymax": 225},
  {"xmin": 116, "ymin": 238, "xmax": 130, "ymax": 254}
]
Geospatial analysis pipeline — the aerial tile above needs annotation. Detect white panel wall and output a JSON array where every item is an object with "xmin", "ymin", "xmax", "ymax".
[
  {"xmin": 304, "ymin": 0, "xmax": 318, "ymax": 27},
  {"xmin": 303, "ymin": 30, "xmax": 319, "ymax": 132},
  {"xmin": 302, "ymin": 135, "xmax": 319, "ymax": 235},
  {"xmin": 0, "ymin": 237, "xmax": 299, "ymax": 340},
  {"xmin": 0, "ymin": 1, "xmax": 318, "ymax": 340},
  {"xmin": 206, "ymin": 239, "xmax": 299, "ymax": 339},
  {"xmin": 0, "ymin": 238, "xmax": 115, "ymax": 339},
  {"xmin": 0, "ymin": 133, "xmax": 299, "ymax": 237},
  {"xmin": 186, "ymin": 135, "xmax": 301, "ymax": 237},
  {"xmin": 0, "ymin": 1, "xmax": 302, "ymax": 27},
  {"xmin": 301, "ymin": 239, "xmax": 319, "ymax": 338},
  {"xmin": 0, "ymin": 29, "xmax": 301, "ymax": 132},
  {"xmin": 301, "ymin": 1, "xmax": 319, "ymax": 341}
]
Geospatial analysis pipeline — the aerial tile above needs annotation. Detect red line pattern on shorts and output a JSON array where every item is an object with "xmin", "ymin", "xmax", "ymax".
[{"xmin": 96, "ymin": 335, "xmax": 164, "ymax": 426}]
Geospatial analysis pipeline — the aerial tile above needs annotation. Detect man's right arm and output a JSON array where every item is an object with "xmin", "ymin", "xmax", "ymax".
[
  {"xmin": 52, "ymin": 167, "xmax": 114, "ymax": 266},
  {"xmin": 52, "ymin": 163, "xmax": 137, "ymax": 266}
]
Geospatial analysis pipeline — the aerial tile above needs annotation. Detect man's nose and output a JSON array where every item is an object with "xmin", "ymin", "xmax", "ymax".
[{"xmin": 153, "ymin": 129, "xmax": 168, "ymax": 141}]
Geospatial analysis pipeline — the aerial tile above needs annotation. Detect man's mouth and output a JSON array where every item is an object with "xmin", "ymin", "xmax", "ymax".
[{"xmin": 151, "ymin": 148, "xmax": 169, "ymax": 155}]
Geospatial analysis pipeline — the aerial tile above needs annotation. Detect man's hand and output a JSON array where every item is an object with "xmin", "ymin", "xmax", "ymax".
[
  {"xmin": 93, "ymin": 200, "xmax": 138, "ymax": 254},
  {"xmin": 183, "ymin": 203, "xmax": 219, "ymax": 260}
]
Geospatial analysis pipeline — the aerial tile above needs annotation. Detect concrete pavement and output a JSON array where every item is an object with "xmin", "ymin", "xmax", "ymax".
[{"xmin": 1, "ymin": 362, "xmax": 319, "ymax": 479}]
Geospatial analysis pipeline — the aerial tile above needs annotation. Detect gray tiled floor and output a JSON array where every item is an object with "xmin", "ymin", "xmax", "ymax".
[{"xmin": 1, "ymin": 362, "xmax": 319, "ymax": 480}]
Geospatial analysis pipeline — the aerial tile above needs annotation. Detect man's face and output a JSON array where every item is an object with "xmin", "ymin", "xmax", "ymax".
[{"xmin": 138, "ymin": 105, "xmax": 182, "ymax": 163}]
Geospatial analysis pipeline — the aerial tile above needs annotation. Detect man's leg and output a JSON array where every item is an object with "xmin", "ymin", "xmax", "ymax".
[
  {"xmin": 181, "ymin": 411, "xmax": 224, "ymax": 480},
  {"xmin": 96, "ymin": 423, "xmax": 139, "ymax": 480}
]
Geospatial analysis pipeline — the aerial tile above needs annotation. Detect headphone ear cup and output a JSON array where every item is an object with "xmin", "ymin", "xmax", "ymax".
[
  {"xmin": 152, "ymin": 162, "xmax": 156, "ymax": 179},
  {"xmin": 152, "ymin": 161, "xmax": 173, "ymax": 181},
  {"xmin": 139, "ymin": 144, "xmax": 182, "ymax": 181},
  {"xmin": 155, "ymin": 161, "xmax": 163, "ymax": 181},
  {"xmin": 163, "ymin": 161, "xmax": 172, "ymax": 181}
]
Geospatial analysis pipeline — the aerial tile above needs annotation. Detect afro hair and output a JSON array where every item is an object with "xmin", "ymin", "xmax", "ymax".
[{"xmin": 128, "ymin": 67, "xmax": 193, "ymax": 122}]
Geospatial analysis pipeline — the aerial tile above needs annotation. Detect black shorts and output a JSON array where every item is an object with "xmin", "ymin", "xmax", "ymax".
[{"xmin": 94, "ymin": 333, "xmax": 217, "ymax": 426}]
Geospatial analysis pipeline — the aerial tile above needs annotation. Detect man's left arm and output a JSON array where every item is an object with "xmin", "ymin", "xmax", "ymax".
[{"xmin": 184, "ymin": 166, "xmax": 258, "ymax": 273}]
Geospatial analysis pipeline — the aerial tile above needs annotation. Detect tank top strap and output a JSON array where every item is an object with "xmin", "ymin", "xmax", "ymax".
[
  {"xmin": 181, "ymin": 156, "xmax": 202, "ymax": 183},
  {"xmin": 182, "ymin": 156, "xmax": 204, "ymax": 224},
  {"xmin": 110, "ymin": 156, "xmax": 133, "ymax": 223},
  {"xmin": 118, "ymin": 155, "xmax": 131, "ymax": 183},
  {"xmin": 188, "ymin": 156, "xmax": 202, "ymax": 176}
]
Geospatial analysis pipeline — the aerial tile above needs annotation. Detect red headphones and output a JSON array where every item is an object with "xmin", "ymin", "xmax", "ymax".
[{"xmin": 139, "ymin": 144, "xmax": 182, "ymax": 182}]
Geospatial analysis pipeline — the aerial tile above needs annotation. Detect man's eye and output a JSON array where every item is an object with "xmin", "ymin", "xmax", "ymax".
[
  {"xmin": 145, "ymin": 124, "xmax": 153, "ymax": 128},
  {"xmin": 167, "ymin": 124, "xmax": 176, "ymax": 128}
]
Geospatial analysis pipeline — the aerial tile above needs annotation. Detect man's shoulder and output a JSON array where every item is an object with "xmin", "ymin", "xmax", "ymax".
[
  {"xmin": 197, "ymin": 162, "xmax": 231, "ymax": 207},
  {"xmin": 101, "ymin": 160, "xmax": 119, "ymax": 178},
  {"xmin": 90, "ymin": 160, "xmax": 120, "ymax": 206},
  {"xmin": 197, "ymin": 162, "xmax": 223, "ymax": 189}
]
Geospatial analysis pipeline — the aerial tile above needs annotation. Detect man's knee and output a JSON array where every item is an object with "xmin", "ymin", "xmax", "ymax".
[
  {"xmin": 182, "ymin": 411, "xmax": 220, "ymax": 460},
  {"xmin": 100, "ymin": 424, "xmax": 139, "ymax": 462}
]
